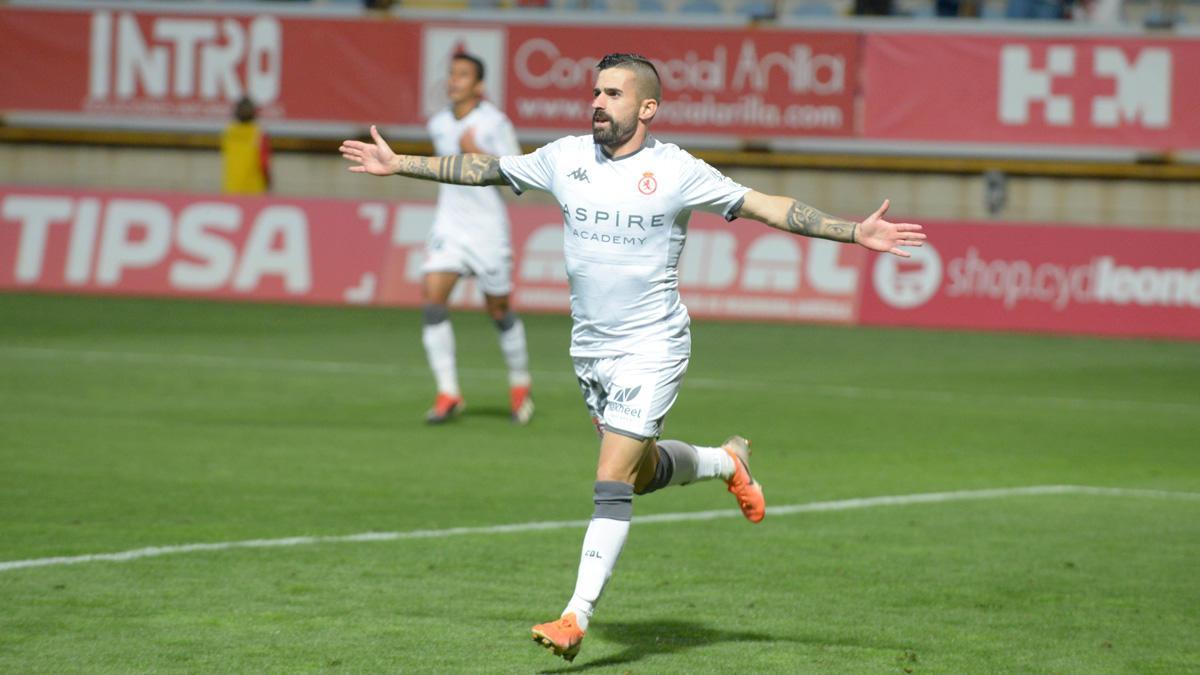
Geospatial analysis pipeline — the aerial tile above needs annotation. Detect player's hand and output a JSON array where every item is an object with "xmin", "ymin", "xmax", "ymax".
[
  {"xmin": 339, "ymin": 125, "xmax": 398, "ymax": 176},
  {"xmin": 459, "ymin": 127, "xmax": 482, "ymax": 154},
  {"xmin": 855, "ymin": 199, "xmax": 926, "ymax": 258}
]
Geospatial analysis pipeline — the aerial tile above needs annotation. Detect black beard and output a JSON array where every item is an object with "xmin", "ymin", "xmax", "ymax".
[{"xmin": 592, "ymin": 116, "xmax": 634, "ymax": 149}]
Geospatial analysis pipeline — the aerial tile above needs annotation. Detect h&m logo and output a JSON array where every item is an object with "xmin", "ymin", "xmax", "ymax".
[
  {"xmin": 567, "ymin": 167, "xmax": 590, "ymax": 183},
  {"xmin": 610, "ymin": 385, "xmax": 642, "ymax": 403}
]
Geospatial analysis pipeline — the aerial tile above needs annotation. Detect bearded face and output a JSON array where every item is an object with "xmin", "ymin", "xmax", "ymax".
[
  {"xmin": 591, "ymin": 107, "xmax": 636, "ymax": 148},
  {"xmin": 590, "ymin": 68, "xmax": 643, "ymax": 151}
]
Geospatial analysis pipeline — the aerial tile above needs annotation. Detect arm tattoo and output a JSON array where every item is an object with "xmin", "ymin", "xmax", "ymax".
[
  {"xmin": 784, "ymin": 199, "xmax": 857, "ymax": 243},
  {"xmin": 394, "ymin": 154, "xmax": 504, "ymax": 186}
]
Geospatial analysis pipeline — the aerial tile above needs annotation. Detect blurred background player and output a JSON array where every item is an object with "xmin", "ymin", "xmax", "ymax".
[
  {"xmin": 421, "ymin": 52, "xmax": 533, "ymax": 425},
  {"xmin": 221, "ymin": 96, "xmax": 271, "ymax": 195}
]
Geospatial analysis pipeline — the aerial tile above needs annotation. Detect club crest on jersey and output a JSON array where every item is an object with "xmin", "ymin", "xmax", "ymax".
[{"xmin": 638, "ymin": 172, "xmax": 657, "ymax": 195}]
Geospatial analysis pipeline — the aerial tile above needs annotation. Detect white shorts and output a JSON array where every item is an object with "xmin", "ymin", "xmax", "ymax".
[
  {"xmin": 420, "ymin": 232, "xmax": 513, "ymax": 297},
  {"xmin": 573, "ymin": 353, "xmax": 689, "ymax": 440}
]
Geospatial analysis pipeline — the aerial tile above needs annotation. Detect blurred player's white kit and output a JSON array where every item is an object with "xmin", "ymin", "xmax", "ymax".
[{"xmin": 424, "ymin": 100, "xmax": 522, "ymax": 295}]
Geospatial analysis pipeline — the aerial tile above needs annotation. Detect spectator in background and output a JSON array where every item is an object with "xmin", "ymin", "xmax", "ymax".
[
  {"xmin": 1006, "ymin": 0, "xmax": 1069, "ymax": 18},
  {"xmin": 854, "ymin": 0, "xmax": 894, "ymax": 14},
  {"xmin": 936, "ymin": 0, "xmax": 981, "ymax": 16},
  {"xmin": 1073, "ymin": 0, "xmax": 1124, "ymax": 21},
  {"xmin": 221, "ymin": 97, "xmax": 271, "ymax": 195}
]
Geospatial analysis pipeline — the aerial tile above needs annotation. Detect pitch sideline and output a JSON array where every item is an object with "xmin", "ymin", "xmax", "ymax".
[{"xmin": 2, "ymin": 485, "xmax": 1198, "ymax": 573}]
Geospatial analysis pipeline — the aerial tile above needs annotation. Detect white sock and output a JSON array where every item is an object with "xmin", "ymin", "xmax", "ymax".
[
  {"xmin": 421, "ymin": 320, "xmax": 459, "ymax": 396},
  {"xmin": 662, "ymin": 443, "xmax": 734, "ymax": 486},
  {"xmin": 497, "ymin": 318, "xmax": 531, "ymax": 388},
  {"xmin": 694, "ymin": 445, "xmax": 736, "ymax": 481},
  {"xmin": 563, "ymin": 517, "xmax": 629, "ymax": 633}
]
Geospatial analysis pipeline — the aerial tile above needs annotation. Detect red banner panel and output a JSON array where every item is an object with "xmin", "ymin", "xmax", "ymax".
[
  {"xmin": 0, "ymin": 186, "xmax": 862, "ymax": 324},
  {"xmin": 0, "ymin": 187, "xmax": 388, "ymax": 303},
  {"xmin": 863, "ymin": 32, "xmax": 1200, "ymax": 152},
  {"xmin": 858, "ymin": 220, "xmax": 1200, "ymax": 340},
  {"xmin": 0, "ymin": 7, "xmax": 421, "ymax": 127}
]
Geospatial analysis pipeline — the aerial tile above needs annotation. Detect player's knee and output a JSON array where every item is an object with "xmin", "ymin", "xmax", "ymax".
[
  {"xmin": 422, "ymin": 303, "xmax": 450, "ymax": 325},
  {"xmin": 492, "ymin": 310, "xmax": 518, "ymax": 332},
  {"xmin": 635, "ymin": 444, "xmax": 674, "ymax": 495},
  {"xmin": 593, "ymin": 481, "xmax": 633, "ymax": 521}
]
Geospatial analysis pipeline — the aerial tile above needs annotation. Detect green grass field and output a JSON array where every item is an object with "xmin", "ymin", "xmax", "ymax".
[{"xmin": 1, "ymin": 293, "xmax": 1198, "ymax": 674}]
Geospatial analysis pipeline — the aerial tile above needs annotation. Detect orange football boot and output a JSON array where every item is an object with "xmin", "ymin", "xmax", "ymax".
[
  {"xmin": 723, "ymin": 435, "xmax": 765, "ymax": 523},
  {"xmin": 531, "ymin": 612, "xmax": 585, "ymax": 662},
  {"xmin": 425, "ymin": 392, "xmax": 464, "ymax": 424},
  {"xmin": 510, "ymin": 385, "xmax": 534, "ymax": 425}
]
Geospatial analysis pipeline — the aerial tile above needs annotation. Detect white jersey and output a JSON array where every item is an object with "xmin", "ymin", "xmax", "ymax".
[
  {"xmin": 499, "ymin": 135, "xmax": 750, "ymax": 358},
  {"xmin": 427, "ymin": 100, "xmax": 521, "ymax": 243}
]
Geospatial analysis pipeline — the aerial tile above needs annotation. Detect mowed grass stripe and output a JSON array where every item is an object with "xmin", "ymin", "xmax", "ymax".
[{"xmin": 3, "ymin": 345, "xmax": 1195, "ymax": 415}]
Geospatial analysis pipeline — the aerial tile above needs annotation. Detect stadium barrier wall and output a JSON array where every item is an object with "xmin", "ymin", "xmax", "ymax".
[
  {"xmin": 2, "ymin": 4, "xmax": 1197, "ymax": 159},
  {"xmin": 3, "ymin": 186, "xmax": 1198, "ymax": 340}
]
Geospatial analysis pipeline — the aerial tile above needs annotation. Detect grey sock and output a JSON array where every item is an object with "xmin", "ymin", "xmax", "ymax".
[
  {"xmin": 639, "ymin": 440, "xmax": 699, "ymax": 494},
  {"xmin": 593, "ymin": 480, "xmax": 634, "ymax": 521},
  {"xmin": 421, "ymin": 303, "xmax": 449, "ymax": 325},
  {"xmin": 492, "ymin": 310, "xmax": 517, "ymax": 332}
]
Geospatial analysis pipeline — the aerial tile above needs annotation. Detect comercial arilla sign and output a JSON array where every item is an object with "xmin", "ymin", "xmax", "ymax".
[
  {"xmin": 2, "ymin": 187, "xmax": 1197, "ymax": 340},
  {"xmin": 500, "ymin": 25, "xmax": 857, "ymax": 138}
]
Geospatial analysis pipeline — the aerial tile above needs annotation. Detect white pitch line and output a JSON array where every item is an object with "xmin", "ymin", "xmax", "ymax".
[
  {"xmin": 3, "ymin": 346, "xmax": 1196, "ymax": 415},
  {"xmin": 2, "ymin": 485, "xmax": 1198, "ymax": 574}
]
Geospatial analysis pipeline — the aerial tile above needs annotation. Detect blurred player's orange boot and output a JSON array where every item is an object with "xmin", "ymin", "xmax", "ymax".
[
  {"xmin": 425, "ymin": 392, "xmax": 464, "ymax": 424},
  {"xmin": 723, "ymin": 435, "xmax": 765, "ymax": 523},
  {"xmin": 531, "ymin": 612, "xmax": 585, "ymax": 662},
  {"xmin": 510, "ymin": 385, "xmax": 534, "ymax": 425}
]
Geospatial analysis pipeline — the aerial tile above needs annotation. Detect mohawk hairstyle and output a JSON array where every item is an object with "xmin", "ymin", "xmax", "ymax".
[
  {"xmin": 453, "ymin": 52, "xmax": 486, "ymax": 83},
  {"xmin": 596, "ymin": 53, "xmax": 662, "ymax": 102}
]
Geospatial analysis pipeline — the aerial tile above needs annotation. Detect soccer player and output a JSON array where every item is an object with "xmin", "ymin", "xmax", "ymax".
[
  {"xmin": 340, "ymin": 53, "xmax": 925, "ymax": 662},
  {"xmin": 420, "ymin": 52, "xmax": 533, "ymax": 425}
]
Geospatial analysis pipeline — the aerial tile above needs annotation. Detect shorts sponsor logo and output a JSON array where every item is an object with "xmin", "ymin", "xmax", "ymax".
[
  {"xmin": 607, "ymin": 384, "xmax": 644, "ymax": 420},
  {"xmin": 610, "ymin": 385, "xmax": 642, "ymax": 403}
]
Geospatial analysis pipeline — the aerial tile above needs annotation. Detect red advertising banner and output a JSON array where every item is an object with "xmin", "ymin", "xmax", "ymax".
[
  {"xmin": 8, "ymin": 5, "xmax": 1200, "ymax": 152},
  {"xmin": 863, "ymin": 32, "xmax": 1200, "ymax": 152},
  {"xmin": 858, "ymin": 220, "xmax": 1200, "ymax": 340},
  {"xmin": 0, "ymin": 186, "xmax": 863, "ymax": 324},
  {"xmin": 0, "ymin": 5, "xmax": 857, "ymax": 140},
  {"xmin": 6, "ymin": 186, "xmax": 1198, "ymax": 339},
  {"xmin": 0, "ymin": 6, "xmax": 422, "ymax": 128},
  {"xmin": 500, "ymin": 25, "xmax": 859, "ymax": 139}
]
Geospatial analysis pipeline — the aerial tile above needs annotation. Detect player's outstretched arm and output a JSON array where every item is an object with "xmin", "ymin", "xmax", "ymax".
[
  {"xmin": 735, "ymin": 191, "xmax": 926, "ymax": 258},
  {"xmin": 339, "ymin": 124, "xmax": 506, "ymax": 186}
]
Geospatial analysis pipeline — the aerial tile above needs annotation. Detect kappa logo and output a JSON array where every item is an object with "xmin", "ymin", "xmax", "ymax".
[
  {"xmin": 567, "ymin": 167, "xmax": 590, "ymax": 183},
  {"xmin": 609, "ymin": 385, "xmax": 642, "ymax": 403}
]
